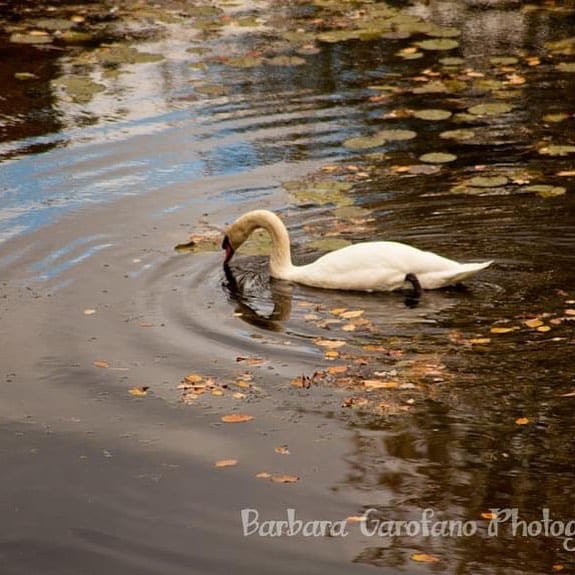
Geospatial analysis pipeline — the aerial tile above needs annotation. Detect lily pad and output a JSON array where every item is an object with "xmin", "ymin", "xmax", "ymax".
[
  {"xmin": 522, "ymin": 185, "xmax": 566, "ymax": 198},
  {"xmin": 466, "ymin": 175, "xmax": 509, "ymax": 188},
  {"xmin": 286, "ymin": 180, "xmax": 353, "ymax": 207},
  {"xmin": 343, "ymin": 134, "xmax": 387, "ymax": 150},
  {"xmin": 543, "ymin": 113, "xmax": 570, "ymax": 123},
  {"xmin": 375, "ymin": 129, "xmax": 417, "ymax": 141},
  {"xmin": 538, "ymin": 145, "xmax": 575, "ymax": 156},
  {"xmin": 556, "ymin": 62, "xmax": 575, "ymax": 73},
  {"xmin": 413, "ymin": 109, "xmax": 452, "ymax": 121},
  {"xmin": 439, "ymin": 129, "xmax": 476, "ymax": 141},
  {"xmin": 227, "ymin": 56, "xmax": 263, "ymax": 68},
  {"xmin": 98, "ymin": 45, "xmax": 163, "ymax": 66},
  {"xmin": 468, "ymin": 103, "xmax": 513, "ymax": 116},
  {"xmin": 489, "ymin": 56, "xmax": 519, "ymax": 66},
  {"xmin": 266, "ymin": 55, "xmax": 306, "ymax": 66},
  {"xmin": 545, "ymin": 37, "xmax": 575, "ymax": 56},
  {"xmin": 407, "ymin": 164, "xmax": 442, "ymax": 175},
  {"xmin": 419, "ymin": 152, "xmax": 457, "ymax": 164},
  {"xmin": 52, "ymin": 76, "xmax": 105, "ymax": 103},
  {"xmin": 416, "ymin": 38, "xmax": 459, "ymax": 51},
  {"xmin": 440, "ymin": 57, "xmax": 466, "ymax": 67},
  {"xmin": 10, "ymin": 32, "xmax": 53, "ymax": 44}
]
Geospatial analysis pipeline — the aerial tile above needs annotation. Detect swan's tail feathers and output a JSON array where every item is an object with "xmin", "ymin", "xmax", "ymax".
[
  {"xmin": 420, "ymin": 260, "xmax": 493, "ymax": 289},
  {"xmin": 451, "ymin": 260, "xmax": 493, "ymax": 283}
]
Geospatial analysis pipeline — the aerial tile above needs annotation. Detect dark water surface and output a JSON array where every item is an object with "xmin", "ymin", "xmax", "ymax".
[{"xmin": 1, "ymin": 1, "xmax": 575, "ymax": 573}]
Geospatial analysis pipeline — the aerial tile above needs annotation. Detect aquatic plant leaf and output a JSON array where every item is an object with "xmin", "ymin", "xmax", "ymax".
[
  {"xmin": 515, "ymin": 417, "xmax": 530, "ymax": 425},
  {"xmin": 343, "ymin": 135, "xmax": 387, "ymax": 150},
  {"xmin": 413, "ymin": 109, "xmax": 452, "ymax": 121},
  {"xmin": 538, "ymin": 145, "xmax": 575, "ymax": 156},
  {"xmin": 440, "ymin": 57, "xmax": 465, "ymax": 67},
  {"xmin": 439, "ymin": 129, "xmax": 475, "ymax": 141},
  {"xmin": 468, "ymin": 103, "xmax": 513, "ymax": 116},
  {"xmin": 375, "ymin": 129, "xmax": 417, "ymax": 141},
  {"xmin": 489, "ymin": 56, "xmax": 519, "ymax": 66},
  {"xmin": 543, "ymin": 113, "xmax": 569, "ymax": 123},
  {"xmin": 523, "ymin": 185, "xmax": 566, "ymax": 198},
  {"xmin": 468, "ymin": 176, "xmax": 509, "ymax": 188},
  {"xmin": 490, "ymin": 326, "xmax": 517, "ymax": 334},
  {"xmin": 10, "ymin": 32, "xmax": 53, "ymax": 44},
  {"xmin": 556, "ymin": 62, "xmax": 575, "ymax": 73},
  {"xmin": 221, "ymin": 414, "xmax": 254, "ymax": 423},
  {"xmin": 419, "ymin": 152, "xmax": 457, "ymax": 164},
  {"xmin": 416, "ymin": 38, "xmax": 459, "ymax": 51},
  {"xmin": 52, "ymin": 76, "xmax": 106, "ymax": 103},
  {"xmin": 314, "ymin": 339, "xmax": 346, "ymax": 349},
  {"xmin": 524, "ymin": 318, "xmax": 544, "ymax": 328},
  {"xmin": 266, "ymin": 55, "xmax": 306, "ymax": 66},
  {"xmin": 94, "ymin": 360, "xmax": 110, "ymax": 369}
]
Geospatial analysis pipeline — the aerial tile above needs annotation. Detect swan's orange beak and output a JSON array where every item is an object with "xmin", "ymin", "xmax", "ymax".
[{"xmin": 222, "ymin": 236, "xmax": 234, "ymax": 265}]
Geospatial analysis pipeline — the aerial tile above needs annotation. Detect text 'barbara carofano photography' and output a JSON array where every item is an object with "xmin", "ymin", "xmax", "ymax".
[{"xmin": 241, "ymin": 507, "xmax": 575, "ymax": 551}]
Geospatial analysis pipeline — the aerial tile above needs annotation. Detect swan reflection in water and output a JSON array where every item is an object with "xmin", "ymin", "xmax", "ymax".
[{"xmin": 221, "ymin": 260, "xmax": 471, "ymax": 332}]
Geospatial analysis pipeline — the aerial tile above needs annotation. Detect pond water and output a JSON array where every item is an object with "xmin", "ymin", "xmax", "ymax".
[{"xmin": 1, "ymin": 1, "xmax": 575, "ymax": 573}]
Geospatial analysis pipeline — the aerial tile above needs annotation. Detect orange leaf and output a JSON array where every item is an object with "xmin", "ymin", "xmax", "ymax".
[
  {"xmin": 515, "ymin": 417, "xmax": 530, "ymax": 425},
  {"xmin": 184, "ymin": 373, "xmax": 203, "ymax": 384},
  {"xmin": 363, "ymin": 379, "xmax": 399, "ymax": 389},
  {"xmin": 410, "ymin": 553, "xmax": 439, "ymax": 563},
  {"xmin": 469, "ymin": 337, "xmax": 492, "ymax": 345},
  {"xmin": 314, "ymin": 339, "xmax": 346, "ymax": 349},
  {"xmin": 221, "ymin": 414, "xmax": 254, "ymax": 423},
  {"xmin": 524, "ymin": 318, "xmax": 543, "ymax": 328},
  {"xmin": 324, "ymin": 350, "xmax": 340, "ymax": 359},
  {"xmin": 93, "ymin": 360, "xmax": 110, "ymax": 369},
  {"xmin": 128, "ymin": 386, "xmax": 149, "ymax": 397},
  {"xmin": 274, "ymin": 445, "xmax": 291, "ymax": 455},
  {"xmin": 270, "ymin": 474, "xmax": 299, "ymax": 483},
  {"xmin": 340, "ymin": 310, "xmax": 364, "ymax": 319},
  {"xmin": 327, "ymin": 365, "xmax": 348, "ymax": 374},
  {"xmin": 481, "ymin": 511, "xmax": 497, "ymax": 520},
  {"xmin": 490, "ymin": 326, "xmax": 518, "ymax": 334},
  {"xmin": 215, "ymin": 459, "xmax": 238, "ymax": 468}
]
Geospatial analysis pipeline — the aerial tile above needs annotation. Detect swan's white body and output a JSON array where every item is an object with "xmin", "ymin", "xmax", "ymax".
[{"xmin": 223, "ymin": 210, "xmax": 492, "ymax": 292}]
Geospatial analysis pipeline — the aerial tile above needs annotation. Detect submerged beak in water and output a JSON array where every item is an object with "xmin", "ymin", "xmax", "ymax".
[{"xmin": 222, "ymin": 235, "xmax": 235, "ymax": 265}]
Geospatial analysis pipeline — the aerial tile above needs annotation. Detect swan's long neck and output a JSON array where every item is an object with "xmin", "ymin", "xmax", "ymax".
[{"xmin": 238, "ymin": 210, "xmax": 294, "ymax": 278}]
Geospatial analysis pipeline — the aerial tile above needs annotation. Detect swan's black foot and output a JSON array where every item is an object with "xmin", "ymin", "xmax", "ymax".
[{"xmin": 405, "ymin": 273, "xmax": 422, "ymax": 299}]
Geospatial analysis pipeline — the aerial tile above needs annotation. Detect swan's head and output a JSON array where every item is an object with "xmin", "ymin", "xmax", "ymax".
[{"xmin": 222, "ymin": 215, "xmax": 257, "ymax": 265}]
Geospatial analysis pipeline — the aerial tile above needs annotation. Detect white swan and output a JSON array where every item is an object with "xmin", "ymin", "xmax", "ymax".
[{"xmin": 222, "ymin": 210, "xmax": 492, "ymax": 293}]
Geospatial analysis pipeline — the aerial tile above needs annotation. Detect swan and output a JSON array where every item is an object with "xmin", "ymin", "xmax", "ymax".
[{"xmin": 222, "ymin": 210, "xmax": 492, "ymax": 294}]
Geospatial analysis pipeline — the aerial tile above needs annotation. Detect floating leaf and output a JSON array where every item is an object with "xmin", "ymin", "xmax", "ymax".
[
  {"xmin": 343, "ymin": 134, "xmax": 387, "ymax": 150},
  {"xmin": 543, "ymin": 113, "xmax": 570, "ymax": 123},
  {"xmin": 490, "ymin": 326, "xmax": 517, "ymax": 334},
  {"xmin": 489, "ymin": 56, "xmax": 519, "ymax": 66},
  {"xmin": 314, "ymin": 339, "xmax": 346, "ymax": 349},
  {"xmin": 413, "ymin": 109, "xmax": 452, "ymax": 121},
  {"xmin": 376, "ymin": 129, "xmax": 417, "ymax": 141},
  {"xmin": 468, "ymin": 103, "xmax": 513, "ymax": 116},
  {"xmin": 10, "ymin": 32, "xmax": 53, "ymax": 45},
  {"xmin": 14, "ymin": 72, "xmax": 39, "ymax": 81},
  {"xmin": 363, "ymin": 379, "xmax": 399, "ymax": 389},
  {"xmin": 83, "ymin": 308, "xmax": 97, "ymax": 315},
  {"xmin": 515, "ymin": 417, "xmax": 530, "ymax": 425},
  {"xmin": 524, "ymin": 318, "xmax": 544, "ymax": 328},
  {"xmin": 537, "ymin": 325, "xmax": 551, "ymax": 333},
  {"xmin": 556, "ymin": 62, "xmax": 575, "ymax": 73},
  {"xmin": 184, "ymin": 373, "xmax": 203, "ymax": 384},
  {"xmin": 538, "ymin": 145, "xmax": 575, "ymax": 156},
  {"xmin": 129, "ymin": 386, "xmax": 149, "ymax": 397},
  {"xmin": 340, "ymin": 310, "xmax": 365, "ymax": 319},
  {"xmin": 274, "ymin": 445, "xmax": 291, "ymax": 455},
  {"xmin": 439, "ymin": 130, "xmax": 475, "ymax": 142},
  {"xmin": 93, "ymin": 360, "xmax": 110, "ymax": 369},
  {"xmin": 481, "ymin": 511, "xmax": 497, "ymax": 520},
  {"xmin": 417, "ymin": 38, "xmax": 459, "ymax": 51},
  {"xmin": 419, "ymin": 152, "xmax": 457, "ymax": 164},
  {"xmin": 411, "ymin": 553, "xmax": 440, "ymax": 563},
  {"xmin": 215, "ymin": 459, "xmax": 238, "ymax": 468},
  {"xmin": 469, "ymin": 337, "xmax": 491, "ymax": 345},
  {"xmin": 256, "ymin": 472, "xmax": 299, "ymax": 483},
  {"xmin": 266, "ymin": 55, "xmax": 306, "ymax": 66},
  {"xmin": 467, "ymin": 175, "xmax": 509, "ymax": 188},
  {"xmin": 523, "ymin": 185, "xmax": 566, "ymax": 198},
  {"xmin": 221, "ymin": 414, "xmax": 254, "ymax": 423}
]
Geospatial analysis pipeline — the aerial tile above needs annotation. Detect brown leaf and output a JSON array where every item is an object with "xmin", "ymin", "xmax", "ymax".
[
  {"xmin": 363, "ymin": 379, "xmax": 399, "ymax": 389},
  {"xmin": 490, "ymin": 326, "xmax": 518, "ymax": 334},
  {"xmin": 128, "ymin": 386, "xmax": 149, "ymax": 397},
  {"xmin": 221, "ymin": 414, "xmax": 254, "ymax": 423},
  {"xmin": 93, "ymin": 360, "xmax": 110, "ymax": 369},
  {"xmin": 314, "ymin": 338, "xmax": 346, "ymax": 349},
  {"xmin": 236, "ymin": 356, "xmax": 266, "ymax": 366},
  {"xmin": 274, "ymin": 445, "xmax": 291, "ymax": 455},
  {"xmin": 215, "ymin": 459, "xmax": 238, "ymax": 468},
  {"xmin": 524, "ymin": 318, "xmax": 543, "ymax": 328},
  {"xmin": 340, "ymin": 309, "xmax": 364, "ymax": 319},
  {"xmin": 184, "ymin": 373, "xmax": 203, "ymax": 384},
  {"xmin": 326, "ymin": 365, "xmax": 348, "ymax": 374},
  {"xmin": 270, "ymin": 474, "xmax": 299, "ymax": 483}
]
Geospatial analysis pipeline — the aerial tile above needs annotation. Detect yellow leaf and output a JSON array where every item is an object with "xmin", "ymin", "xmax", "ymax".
[
  {"xmin": 340, "ymin": 310, "xmax": 364, "ymax": 319},
  {"xmin": 553, "ymin": 564, "xmax": 565, "ymax": 572},
  {"xmin": 232, "ymin": 392, "xmax": 246, "ymax": 399},
  {"xmin": 537, "ymin": 325, "xmax": 551, "ymax": 333},
  {"xmin": 221, "ymin": 414, "xmax": 254, "ymax": 423},
  {"xmin": 341, "ymin": 323, "xmax": 356, "ymax": 332},
  {"xmin": 515, "ymin": 417, "xmax": 530, "ymax": 425},
  {"xmin": 215, "ymin": 459, "xmax": 238, "ymax": 468},
  {"xmin": 410, "ymin": 553, "xmax": 439, "ymax": 563},
  {"xmin": 481, "ymin": 511, "xmax": 497, "ymax": 520},
  {"xmin": 469, "ymin": 337, "xmax": 491, "ymax": 345},
  {"xmin": 128, "ymin": 386, "xmax": 149, "ymax": 397},
  {"xmin": 270, "ymin": 474, "xmax": 299, "ymax": 484},
  {"xmin": 524, "ymin": 318, "xmax": 543, "ymax": 328},
  {"xmin": 93, "ymin": 360, "xmax": 110, "ymax": 369},
  {"xmin": 212, "ymin": 389, "xmax": 224, "ymax": 396},
  {"xmin": 324, "ymin": 350, "xmax": 340, "ymax": 359},
  {"xmin": 314, "ymin": 339, "xmax": 346, "ymax": 349},
  {"xmin": 327, "ymin": 365, "xmax": 348, "ymax": 374},
  {"xmin": 490, "ymin": 326, "xmax": 517, "ymax": 334},
  {"xmin": 184, "ymin": 373, "xmax": 203, "ymax": 384},
  {"xmin": 363, "ymin": 379, "xmax": 399, "ymax": 389},
  {"xmin": 329, "ymin": 307, "xmax": 347, "ymax": 315}
]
